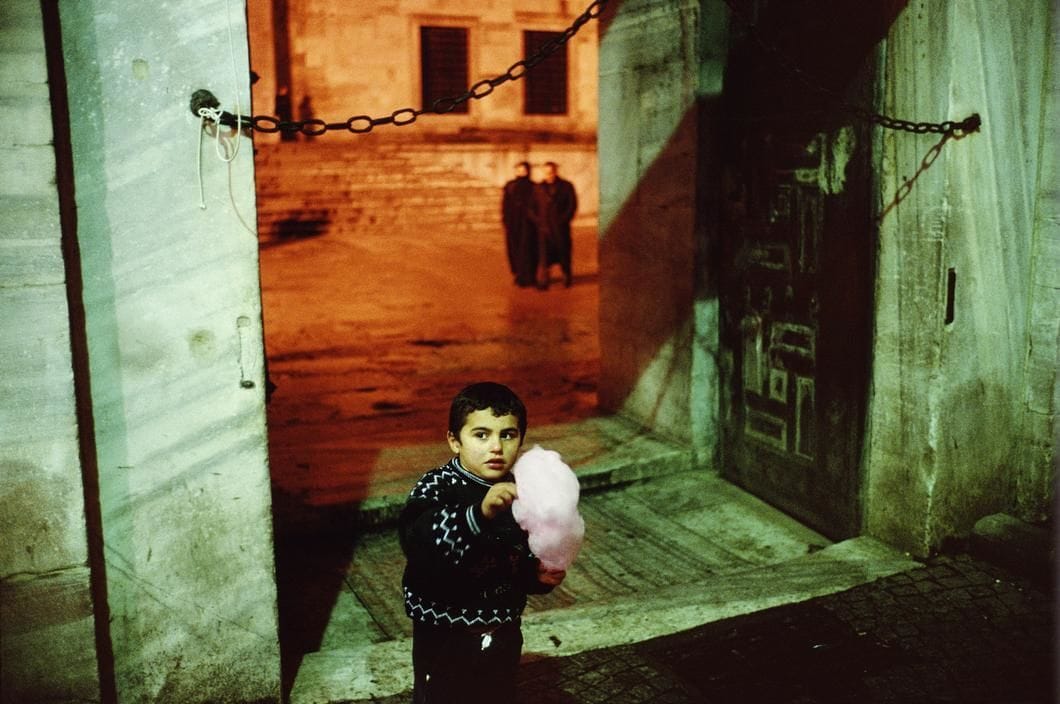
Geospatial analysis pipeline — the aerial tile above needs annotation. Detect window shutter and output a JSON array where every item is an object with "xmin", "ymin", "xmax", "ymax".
[
  {"xmin": 524, "ymin": 31, "xmax": 568, "ymax": 115},
  {"xmin": 421, "ymin": 26, "xmax": 470, "ymax": 114}
]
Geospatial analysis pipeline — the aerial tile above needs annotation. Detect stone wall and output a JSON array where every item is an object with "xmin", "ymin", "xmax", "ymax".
[
  {"xmin": 0, "ymin": 1, "xmax": 102, "ymax": 700},
  {"xmin": 597, "ymin": 0, "xmax": 726, "ymax": 466},
  {"xmin": 864, "ymin": 0, "xmax": 1057, "ymax": 554}
]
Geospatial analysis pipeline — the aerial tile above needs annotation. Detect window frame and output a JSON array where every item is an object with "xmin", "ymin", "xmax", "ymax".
[
  {"xmin": 522, "ymin": 29, "xmax": 569, "ymax": 116},
  {"xmin": 419, "ymin": 24, "xmax": 471, "ymax": 115}
]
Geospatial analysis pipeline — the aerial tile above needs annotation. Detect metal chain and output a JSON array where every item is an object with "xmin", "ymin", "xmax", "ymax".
[
  {"xmin": 200, "ymin": 0, "xmax": 979, "ymax": 138},
  {"xmin": 204, "ymin": 0, "xmax": 607, "ymax": 136},
  {"xmin": 857, "ymin": 109, "xmax": 981, "ymax": 136},
  {"xmin": 721, "ymin": 0, "xmax": 981, "ymax": 136}
]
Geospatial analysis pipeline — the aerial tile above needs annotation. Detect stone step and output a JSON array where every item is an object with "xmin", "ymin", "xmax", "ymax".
[
  {"xmin": 256, "ymin": 189, "xmax": 499, "ymax": 204},
  {"xmin": 257, "ymin": 193, "xmax": 498, "ymax": 204},
  {"xmin": 289, "ymin": 536, "xmax": 919, "ymax": 703},
  {"xmin": 254, "ymin": 139, "xmax": 516, "ymax": 251},
  {"xmin": 255, "ymin": 198, "xmax": 499, "ymax": 224},
  {"xmin": 271, "ymin": 416, "xmax": 696, "ymax": 537},
  {"xmin": 255, "ymin": 214, "xmax": 499, "ymax": 234},
  {"xmin": 256, "ymin": 159, "xmax": 465, "ymax": 172},
  {"xmin": 335, "ymin": 466, "xmax": 835, "ymax": 645},
  {"xmin": 256, "ymin": 207, "xmax": 498, "ymax": 222},
  {"xmin": 256, "ymin": 170, "xmax": 496, "ymax": 183},
  {"xmin": 362, "ymin": 416, "xmax": 697, "ymax": 527},
  {"xmin": 257, "ymin": 190, "xmax": 498, "ymax": 201},
  {"xmin": 254, "ymin": 157, "xmax": 486, "ymax": 177}
]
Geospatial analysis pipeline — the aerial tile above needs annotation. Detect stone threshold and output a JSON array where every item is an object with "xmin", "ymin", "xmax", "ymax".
[
  {"xmin": 289, "ymin": 536, "xmax": 920, "ymax": 703},
  {"xmin": 257, "ymin": 128, "xmax": 598, "ymax": 147},
  {"xmin": 350, "ymin": 414, "xmax": 695, "ymax": 528}
]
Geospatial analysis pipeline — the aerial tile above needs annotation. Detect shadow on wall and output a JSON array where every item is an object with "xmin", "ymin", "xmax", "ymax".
[
  {"xmin": 592, "ymin": 0, "xmax": 729, "ymax": 458},
  {"xmin": 263, "ymin": 211, "xmax": 333, "ymax": 248},
  {"xmin": 598, "ymin": 102, "xmax": 714, "ymax": 432},
  {"xmin": 272, "ymin": 522, "xmax": 358, "ymax": 697}
]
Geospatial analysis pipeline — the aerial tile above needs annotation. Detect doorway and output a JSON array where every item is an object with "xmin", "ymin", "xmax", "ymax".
[
  {"xmin": 717, "ymin": 0, "xmax": 902, "ymax": 538},
  {"xmin": 246, "ymin": 1, "xmax": 601, "ymax": 691}
]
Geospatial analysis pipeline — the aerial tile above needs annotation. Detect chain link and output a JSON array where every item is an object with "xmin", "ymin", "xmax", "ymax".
[
  {"xmin": 721, "ymin": 0, "xmax": 981, "ymax": 136},
  {"xmin": 860, "ymin": 110, "xmax": 981, "ymax": 136},
  {"xmin": 208, "ymin": 0, "xmax": 606, "ymax": 136}
]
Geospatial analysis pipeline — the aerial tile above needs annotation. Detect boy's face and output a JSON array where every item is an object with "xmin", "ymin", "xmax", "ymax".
[{"xmin": 448, "ymin": 408, "xmax": 523, "ymax": 482}]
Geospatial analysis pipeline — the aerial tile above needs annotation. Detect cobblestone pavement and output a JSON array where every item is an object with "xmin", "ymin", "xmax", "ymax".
[{"xmin": 361, "ymin": 554, "xmax": 1054, "ymax": 704}]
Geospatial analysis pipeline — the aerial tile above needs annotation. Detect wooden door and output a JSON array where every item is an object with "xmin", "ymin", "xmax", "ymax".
[{"xmin": 718, "ymin": 1, "xmax": 899, "ymax": 538}]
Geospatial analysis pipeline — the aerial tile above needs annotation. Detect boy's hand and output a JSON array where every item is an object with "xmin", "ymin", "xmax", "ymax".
[
  {"xmin": 481, "ymin": 482, "xmax": 518, "ymax": 520},
  {"xmin": 537, "ymin": 563, "xmax": 566, "ymax": 587}
]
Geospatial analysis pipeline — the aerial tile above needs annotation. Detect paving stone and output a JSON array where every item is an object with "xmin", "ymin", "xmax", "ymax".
[
  {"xmin": 294, "ymin": 513, "xmax": 1052, "ymax": 704},
  {"xmin": 508, "ymin": 554, "xmax": 1054, "ymax": 704}
]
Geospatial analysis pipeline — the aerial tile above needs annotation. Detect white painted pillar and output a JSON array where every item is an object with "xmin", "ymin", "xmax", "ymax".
[{"xmin": 59, "ymin": 1, "xmax": 281, "ymax": 700}]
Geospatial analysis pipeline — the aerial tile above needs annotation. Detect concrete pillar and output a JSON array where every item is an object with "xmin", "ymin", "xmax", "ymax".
[
  {"xmin": 597, "ymin": 0, "xmax": 726, "ymax": 466},
  {"xmin": 0, "ymin": 1, "xmax": 102, "ymax": 699},
  {"xmin": 1017, "ymin": 0, "xmax": 1060, "ymax": 524},
  {"xmin": 57, "ymin": 1, "xmax": 281, "ymax": 700},
  {"xmin": 864, "ymin": 0, "xmax": 1057, "ymax": 554}
]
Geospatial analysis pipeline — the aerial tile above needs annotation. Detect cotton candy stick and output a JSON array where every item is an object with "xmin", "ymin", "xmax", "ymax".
[{"xmin": 510, "ymin": 445, "xmax": 585, "ymax": 571}]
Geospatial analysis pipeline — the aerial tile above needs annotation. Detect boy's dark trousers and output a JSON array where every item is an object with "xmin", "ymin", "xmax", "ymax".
[{"xmin": 412, "ymin": 619, "xmax": 522, "ymax": 704}]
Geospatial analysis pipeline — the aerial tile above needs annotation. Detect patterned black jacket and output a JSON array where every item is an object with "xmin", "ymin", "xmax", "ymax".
[{"xmin": 399, "ymin": 457, "xmax": 554, "ymax": 627}]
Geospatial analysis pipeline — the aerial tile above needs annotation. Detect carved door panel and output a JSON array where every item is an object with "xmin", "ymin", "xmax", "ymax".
[{"xmin": 718, "ymin": 2, "xmax": 883, "ymax": 538}]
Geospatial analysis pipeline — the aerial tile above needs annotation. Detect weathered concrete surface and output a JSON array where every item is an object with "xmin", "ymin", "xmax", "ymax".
[
  {"xmin": 1, "ymin": 567, "xmax": 99, "ymax": 703},
  {"xmin": 0, "ymin": 1, "xmax": 100, "ymax": 700},
  {"xmin": 865, "ymin": 0, "xmax": 1058, "ymax": 555},
  {"xmin": 288, "ymin": 466, "xmax": 920, "ymax": 704},
  {"xmin": 58, "ymin": 1, "xmax": 281, "ymax": 700},
  {"xmin": 597, "ymin": 0, "xmax": 725, "ymax": 465},
  {"xmin": 1016, "ymin": 1, "xmax": 1060, "ymax": 523}
]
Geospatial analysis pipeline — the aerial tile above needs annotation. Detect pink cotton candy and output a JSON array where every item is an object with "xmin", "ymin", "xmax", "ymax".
[{"xmin": 511, "ymin": 445, "xmax": 585, "ymax": 571}]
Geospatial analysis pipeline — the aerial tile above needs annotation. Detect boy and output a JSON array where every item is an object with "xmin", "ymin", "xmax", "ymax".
[{"xmin": 399, "ymin": 382, "xmax": 566, "ymax": 703}]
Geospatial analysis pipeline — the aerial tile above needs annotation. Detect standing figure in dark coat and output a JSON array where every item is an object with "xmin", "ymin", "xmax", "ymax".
[
  {"xmin": 532, "ymin": 161, "xmax": 578, "ymax": 289},
  {"xmin": 501, "ymin": 161, "xmax": 538, "ymax": 287}
]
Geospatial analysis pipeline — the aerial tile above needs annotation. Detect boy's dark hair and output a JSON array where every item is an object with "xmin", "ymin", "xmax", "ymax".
[{"xmin": 449, "ymin": 382, "xmax": 527, "ymax": 438}]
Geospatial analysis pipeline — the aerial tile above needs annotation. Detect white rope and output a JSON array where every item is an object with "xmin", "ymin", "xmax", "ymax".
[
  {"xmin": 197, "ymin": 110, "xmax": 209, "ymax": 209},
  {"xmin": 217, "ymin": 0, "xmax": 244, "ymax": 163},
  {"xmin": 194, "ymin": 0, "xmax": 255, "ymax": 236},
  {"xmin": 227, "ymin": 158, "xmax": 257, "ymax": 235}
]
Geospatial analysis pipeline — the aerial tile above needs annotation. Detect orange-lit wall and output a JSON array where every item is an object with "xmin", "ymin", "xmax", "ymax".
[
  {"xmin": 248, "ymin": 0, "xmax": 597, "ymax": 136},
  {"xmin": 247, "ymin": 0, "xmax": 599, "ymax": 223}
]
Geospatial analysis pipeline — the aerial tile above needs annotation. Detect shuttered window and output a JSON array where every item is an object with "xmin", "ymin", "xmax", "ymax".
[
  {"xmin": 420, "ymin": 26, "xmax": 469, "ymax": 114},
  {"xmin": 523, "ymin": 31, "xmax": 568, "ymax": 115}
]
